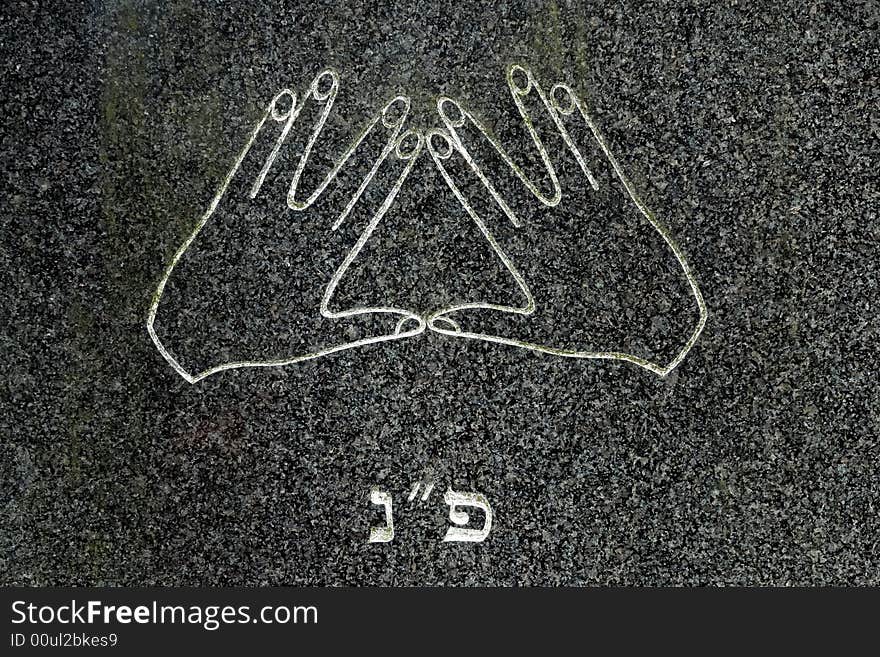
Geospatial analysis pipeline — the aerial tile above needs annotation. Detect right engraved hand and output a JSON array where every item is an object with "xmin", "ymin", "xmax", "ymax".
[
  {"xmin": 425, "ymin": 64, "xmax": 706, "ymax": 376},
  {"xmin": 147, "ymin": 70, "xmax": 426, "ymax": 383}
]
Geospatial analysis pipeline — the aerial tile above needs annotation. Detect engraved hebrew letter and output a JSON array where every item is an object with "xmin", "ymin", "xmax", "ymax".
[
  {"xmin": 442, "ymin": 489, "xmax": 492, "ymax": 543},
  {"xmin": 368, "ymin": 488, "xmax": 394, "ymax": 543}
]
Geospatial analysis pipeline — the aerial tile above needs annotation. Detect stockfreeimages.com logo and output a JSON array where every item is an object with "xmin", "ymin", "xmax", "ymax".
[{"xmin": 11, "ymin": 600, "xmax": 317, "ymax": 631}]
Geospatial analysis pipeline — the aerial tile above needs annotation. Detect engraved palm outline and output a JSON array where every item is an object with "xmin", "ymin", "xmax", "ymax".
[
  {"xmin": 146, "ymin": 69, "xmax": 426, "ymax": 384},
  {"xmin": 425, "ymin": 64, "xmax": 707, "ymax": 376}
]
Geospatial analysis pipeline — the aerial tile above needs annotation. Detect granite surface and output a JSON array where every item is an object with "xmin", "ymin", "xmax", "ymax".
[{"xmin": 1, "ymin": 0, "xmax": 878, "ymax": 585}]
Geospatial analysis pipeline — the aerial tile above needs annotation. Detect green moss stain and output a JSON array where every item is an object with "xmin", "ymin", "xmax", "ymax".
[
  {"xmin": 528, "ymin": 0, "xmax": 565, "ymax": 80},
  {"xmin": 573, "ymin": 9, "xmax": 593, "ymax": 99}
]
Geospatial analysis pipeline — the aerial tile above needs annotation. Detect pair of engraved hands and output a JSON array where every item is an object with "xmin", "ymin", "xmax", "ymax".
[{"xmin": 147, "ymin": 65, "xmax": 706, "ymax": 383}]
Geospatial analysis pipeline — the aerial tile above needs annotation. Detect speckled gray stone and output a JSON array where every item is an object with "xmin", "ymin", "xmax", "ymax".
[{"xmin": 1, "ymin": 0, "xmax": 878, "ymax": 585}]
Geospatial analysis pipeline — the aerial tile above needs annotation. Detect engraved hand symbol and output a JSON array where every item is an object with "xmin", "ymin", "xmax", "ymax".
[
  {"xmin": 147, "ymin": 70, "xmax": 426, "ymax": 383},
  {"xmin": 425, "ymin": 64, "xmax": 706, "ymax": 375}
]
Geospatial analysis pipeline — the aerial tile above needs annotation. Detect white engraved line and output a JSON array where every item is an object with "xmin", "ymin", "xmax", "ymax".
[
  {"xmin": 425, "ymin": 128, "xmax": 536, "ymax": 321},
  {"xmin": 282, "ymin": 69, "xmax": 412, "ymax": 233},
  {"xmin": 146, "ymin": 75, "xmax": 425, "ymax": 384},
  {"xmin": 436, "ymin": 64, "xmax": 597, "ymax": 229},
  {"xmin": 442, "ymin": 490, "xmax": 492, "ymax": 542},
  {"xmin": 320, "ymin": 130, "xmax": 425, "ymax": 323},
  {"xmin": 368, "ymin": 488, "xmax": 394, "ymax": 543},
  {"xmin": 426, "ymin": 64, "xmax": 707, "ymax": 377},
  {"xmin": 146, "ymin": 90, "xmax": 294, "ymax": 385},
  {"xmin": 436, "ymin": 70, "xmax": 556, "ymax": 227},
  {"xmin": 407, "ymin": 480, "xmax": 434, "ymax": 502},
  {"xmin": 147, "ymin": 63, "xmax": 707, "ymax": 383},
  {"xmin": 562, "ymin": 82, "xmax": 707, "ymax": 375}
]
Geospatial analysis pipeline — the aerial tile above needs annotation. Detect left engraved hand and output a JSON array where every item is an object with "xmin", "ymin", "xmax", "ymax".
[{"xmin": 147, "ymin": 70, "xmax": 426, "ymax": 383}]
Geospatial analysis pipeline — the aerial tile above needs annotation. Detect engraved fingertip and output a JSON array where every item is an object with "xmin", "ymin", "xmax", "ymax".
[
  {"xmin": 432, "ymin": 316, "xmax": 462, "ymax": 333},
  {"xmin": 395, "ymin": 315, "xmax": 425, "ymax": 335},
  {"xmin": 437, "ymin": 96, "xmax": 465, "ymax": 128},
  {"xmin": 550, "ymin": 83, "xmax": 576, "ymax": 116},
  {"xmin": 382, "ymin": 95, "xmax": 411, "ymax": 128},
  {"xmin": 395, "ymin": 129, "xmax": 423, "ymax": 160},
  {"xmin": 426, "ymin": 129, "xmax": 453, "ymax": 160},
  {"xmin": 312, "ymin": 69, "xmax": 338, "ymax": 101},
  {"xmin": 269, "ymin": 89, "xmax": 296, "ymax": 121},
  {"xmin": 507, "ymin": 64, "xmax": 532, "ymax": 95}
]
